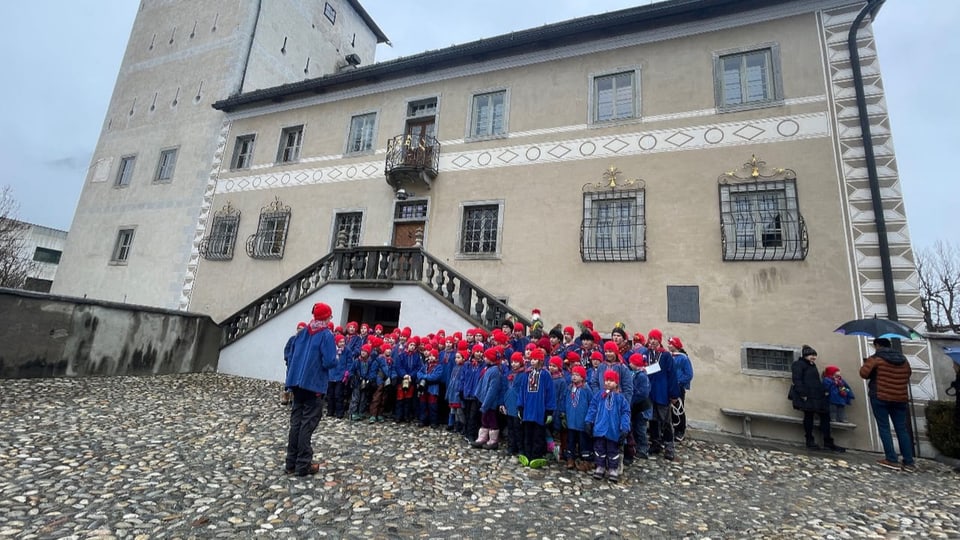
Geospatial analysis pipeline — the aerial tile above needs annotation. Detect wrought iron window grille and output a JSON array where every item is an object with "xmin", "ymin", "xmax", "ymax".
[
  {"xmin": 744, "ymin": 347, "xmax": 793, "ymax": 373},
  {"xmin": 460, "ymin": 204, "xmax": 500, "ymax": 255},
  {"xmin": 333, "ymin": 211, "xmax": 363, "ymax": 248},
  {"xmin": 200, "ymin": 202, "xmax": 241, "ymax": 260},
  {"xmin": 246, "ymin": 197, "xmax": 291, "ymax": 260},
  {"xmin": 718, "ymin": 155, "xmax": 808, "ymax": 262},
  {"xmin": 580, "ymin": 166, "xmax": 646, "ymax": 262}
]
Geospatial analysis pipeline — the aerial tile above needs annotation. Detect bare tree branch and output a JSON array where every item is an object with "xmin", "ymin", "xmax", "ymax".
[
  {"xmin": 0, "ymin": 185, "xmax": 38, "ymax": 289},
  {"xmin": 917, "ymin": 240, "xmax": 960, "ymax": 333}
]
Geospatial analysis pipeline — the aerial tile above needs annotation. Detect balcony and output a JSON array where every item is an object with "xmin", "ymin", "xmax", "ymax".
[{"xmin": 384, "ymin": 134, "xmax": 440, "ymax": 192}]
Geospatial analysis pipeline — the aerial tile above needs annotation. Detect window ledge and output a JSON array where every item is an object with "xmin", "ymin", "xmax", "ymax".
[
  {"xmin": 716, "ymin": 99, "xmax": 784, "ymax": 114},
  {"xmin": 464, "ymin": 133, "xmax": 508, "ymax": 143},
  {"xmin": 589, "ymin": 116, "xmax": 643, "ymax": 129},
  {"xmin": 274, "ymin": 160, "xmax": 301, "ymax": 167},
  {"xmin": 108, "ymin": 260, "xmax": 129, "ymax": 266},
  {"xmin": 344, "ymin": 149, "xmax": 377, "ymax": 158},
  {"xmin": 740, "ymin": 368, "xmax": 791, "ymax": 379},
  {"xmin": 455, "ymin": 253, "xmax": 501, "ymax": 261}
]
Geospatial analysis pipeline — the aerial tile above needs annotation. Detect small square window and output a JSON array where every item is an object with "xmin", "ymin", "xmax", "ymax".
[
  {"xmin": 459, "ymin": 203, "xmax": 501, "ymax": 257},
  {"xmin": 155, "ymin": 148, "xmax": 178, "ymax": 182},
  {"xmin": 346, "ymin": 113, "xmax": 376, "ymax": 154},
  {"xmin": 469, "ymin": 90, "xmax": 506, "ymax": 139},
  {"xmin": 593, "ymin": 71, "xmax": 636, "ymax": 122},
  {"xmin": 111, "ymin": 228, "xmax": 136, "ymax": 263},
  {"xmin": 333, "ymin": 212, "xmax": 363, "ymax": 248},
  {"xmin": 394, "ymin": 200, "xmax": 428, "ymax": 220},
  {"xmin": 741, "ymin": 345, "xmax": 797, "ymax": 375},
  {"xmin": 115, "ymin": 155, "xmax": 136, "ymax": 187},
  {"xmin": 231, "ymin": 134, "xmax": 256, "ymax": 169},
  {"xmin": 714, "ymin": 45, "xmax": 783, "ymax": 111},
  {"xmin": 277, "ymin": 125, "xmax": 303, "ymax": 163}
]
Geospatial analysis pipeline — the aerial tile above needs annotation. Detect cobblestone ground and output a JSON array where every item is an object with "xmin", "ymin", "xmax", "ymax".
[{"xmin": 0, "ymin": 373, "xmax": 957, "ymax": 539}]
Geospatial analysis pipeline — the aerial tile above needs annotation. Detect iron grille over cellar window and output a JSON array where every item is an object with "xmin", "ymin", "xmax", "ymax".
[
  {"xmin": 333, "ymin": 212, "xmax": 363, "ymax": 248},
  {"xmin": 718, "ymin": 155, "xmax": 808, "ymax": 261},
  {"xmin": 744, "ymin": 347, "xmax": 793, "ymax": 373},
  {"xmin": 246, "ymin": 198, "xmax": 290, "ymax": 259},
  {"xmin": 581, "ymin": 166, "xmax": 646, "ymax": 262},
  {"xmin": 200, "ymin": 202, "xmax": 241, "ymax": 260}
]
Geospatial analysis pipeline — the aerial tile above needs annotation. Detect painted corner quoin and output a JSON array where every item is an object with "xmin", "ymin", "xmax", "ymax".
[{"xmin": 820, "ymin": 3, "xmax": 933, "ymax": 399}]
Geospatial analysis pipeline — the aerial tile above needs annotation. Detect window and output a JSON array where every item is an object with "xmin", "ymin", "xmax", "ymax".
[
  {"xmin": 333, "ymin": 211, "xmax": 363, "ymax": 248},
  {"xmin": 115, "ymin": 155, "xmax": 136, "ymax": 187},
  {"xmin": 469, "ymin": 90, "xmax": 506, "ymax": 139},
  {"xmin": 247, "ymin": 199, "xmax": 291, "ymax": 259},
  {"xmin": 33, "ymin": 247, "xmax": 62, "ymax": 264},
  {"xmin": 581, "ymin": 189, "xmax": 645, "ymax": 262},
  {"xmin": 277, "ymin": 125, "xmax": 303, "ymax": 163},
  {"xmin": 714, "ymin": 45, "xmax": 783, "ymax": 110},
  {"xmin": 23, "ymin": 277, "xmax": 53, "ymax": 293},
  {"xmin": 719, "ymin": 179, "xmax": 807, "ymax": 261},
  {"xmin": 593, "ymin": 71, "xmax": 636, "ymax": 122},
  {"xmin": 231, "ymin": 134, "xmax": 256, "ymax": 169},
  {"xmin": 200, "ymin": 204, "xmax": 240, "ymax": 261},
  {"xmin": 459, "ymin": 202, "xmax": 501, "ymax": 257},
  {"xmin": 155, "ymin": 148, "xmax": 178, "ymax": 182},
  {"xmin": 111, "ymin": 228, "xmax": 136, "ymax": 263},
  {"xmin": 394, "ymin": 200, "xmax": 428, "ymax": 220},
  {"xmin": 346, "ymin": 113, "xmax": 376, "ymax": 154},
  {"xmin": 741, "ymin": 344, "xmax": 797, "ymax": 374}
]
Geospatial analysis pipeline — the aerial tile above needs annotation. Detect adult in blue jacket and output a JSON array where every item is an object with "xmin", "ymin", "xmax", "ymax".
[
  {"xmin": 644, "ymin": 329, "xmax": 680, "ymax": 461},
  {"xmin": 284, "ymin": 302, "xmax": 337, "ymax": 477},
  {"xmin": 668, "ymin": 336, "xmax": 693, "ymax": 442}
]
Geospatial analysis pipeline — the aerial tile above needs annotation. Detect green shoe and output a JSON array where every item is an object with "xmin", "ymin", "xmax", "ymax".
[
  {"xmin": 518, "ymin": 455, "xmax": 529, "ymax": 467},
  {"xmin": 368, "ymin": 416, "xmax": 377, "ymax": 423},
  {"xmin": 528, "ymin": 458, "xmax": 548, "ymax": 469}
]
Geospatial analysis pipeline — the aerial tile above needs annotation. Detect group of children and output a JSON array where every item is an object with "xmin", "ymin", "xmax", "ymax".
[{"xmin": 283, "ymin": 315, "xmax": 695, "ymax": 482}]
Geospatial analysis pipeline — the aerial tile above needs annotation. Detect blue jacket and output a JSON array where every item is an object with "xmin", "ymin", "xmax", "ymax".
[
  {"xmin": 563, "ymin": 383, "xmax": 592, "ymax": 431},
  {"xmin": 392, "ymin": 349, "xmax": 423, "ymax": 382},
  {"xmin": 476, "ymin": 363, "xmax": 504, "ymax": 413},
  {"xmin": 586, "ymin": 389, "xmax": 631, "ymax": 443},
  {"xmin": 502, "ymin": 369, "xmax": 524, "ymax": 417},
  {"xmin": 285, "ymin": 322, "xmax": 337, "ymax": 394},
  {"xmin": 439, "ymin": 349, "xmax": 458, "ymax": 383},
  {"xmin": 645, "ymin": 349, "xmax": 680, "ymax": 405},
  {"xmin": 823, "ymin": 376, "xmax": 855, "ymax": 406},
  {"xmin": 284, "ymin": 333, "xmax": 298, "ymax": 365},
  {"xmin": 350, "ymin": 354, "xmax": 378, "ymax": 384},
  {"xmin": 460, "ymin": 359, "xmax": 483, "ymax": 400},
  {"xmin": 673, "ymin": 353, "xmax": 694, "ymax": 390},
  {"xmin": 595, "ymin": 362, "xmax": 634, "ymax": 406},
  {"xmin": 329, "ymin": 347, "xmax": 351, "ymax": 385},
  {"xmin": 446, "ymin": 362, "xmax": 464, "ymax": 405},
  {"xmin": 550, "ymin": 374, "xmax": 568, "ymax": 430},
  {"xmin": 517, "ymin": 368, "xmax": 555, "ymax": 425},
  {"xmin": 417, "ymin": 361, "xmax": 444, "ymax": 396}
]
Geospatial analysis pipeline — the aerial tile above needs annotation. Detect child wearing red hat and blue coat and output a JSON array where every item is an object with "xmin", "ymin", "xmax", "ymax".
[{"xmin": 585, "ymin": 369, "xmax": 631, "ymax": 482}]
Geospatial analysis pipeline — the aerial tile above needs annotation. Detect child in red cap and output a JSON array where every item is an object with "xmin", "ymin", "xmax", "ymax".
[
  {"xmin": 586, "ymin": 369, "xmax": 631, "ymax": 482},
  {"xmin": 517, "ymin": 348, "xmax": 555, "ymax": 468},
  {"xmin": 562, "ymin": 364, "xmax": 594, "ymax": 471},
  {"xmin": 822, "ymin": 365, "xmax": 854, "ymax": 422}
]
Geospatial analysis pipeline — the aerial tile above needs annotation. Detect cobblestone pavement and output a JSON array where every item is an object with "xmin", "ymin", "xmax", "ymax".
[{"xmin": 1, "ymin": 373, "xmax": 958, "ymax": 539}]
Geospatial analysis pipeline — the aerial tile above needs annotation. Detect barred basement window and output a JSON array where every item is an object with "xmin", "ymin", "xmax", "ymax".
[
  {"xmin": 742, "ymin": 345, "xmax": 796, "ymax": 374},
  {"xmin": 246, "ymin": 198, "xmax": 290, "ymax": 259},
  {"xmin": 581, "ymin": 167, "xmax": 645, "ymax": 262},
  {"xmin": 459, "ymin": 202, "xmax": 502, "ymax": 257},
  {"xmin": 333, "ymin": 211, "xmax": 363, "ymax": 248},
  {"xmin": 200, "ymin": 202, "xmax": 240, "ymax": 260},
  {"xmin": 718, "ymin": 155, "xmax": 808, "ymax": 261}
]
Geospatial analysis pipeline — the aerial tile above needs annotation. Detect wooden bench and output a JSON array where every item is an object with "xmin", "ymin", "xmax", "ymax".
[{"xmin": 720, "ymin": 408, "xmax": 856, "ymax": 439}]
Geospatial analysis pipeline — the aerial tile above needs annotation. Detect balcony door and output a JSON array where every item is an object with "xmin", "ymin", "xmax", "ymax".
[
  {"xmin": 392, "ymin": 199, "xmax": 428, "ymax": 248},
  {"xmin": 403, "ymin": 119, "xmax": 435, "ymax": 167}
]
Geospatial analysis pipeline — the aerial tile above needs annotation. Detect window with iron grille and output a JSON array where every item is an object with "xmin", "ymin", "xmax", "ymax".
[
  {"xmin": 201, "ymin": 207, "xmax": 240, "ymax": 261},
  {"xmin": 394, "ymin": 200, "xmax": 428, "ymax": 220},
  {"xmin": 155, "ymin": 148, "xmax": 178, "ymax": 182},
  {"xmin": 333, "ymin": 211, "xmax": 363, "ymax": 248},
  {"xmin": 247, "ymin": 199, "xmax": 291, "ymax": 259},
  {"xmin": 469, "ymin": 90, "xmax": 506, "ymax": 139},
  {"xmin": 714, "ymin": 44, "xmax": 783, "ymax": 111},
  {"xmin": 111, "ymin": 228, "xmax": 136, "ymax": 263},
  {"xmin": 231, "ymin": 134, "xmax": 256, "ymax": 169},
  {"xmin": 593, "ymin": 70, "xmax": 637, "ymax": 122},
  {"xmin": 719, "ymin": 179, "xmax": 806, "ymax": 261},
  {"xmin": 346, "ymin": 113, "xmax": 376, "ymax": 154},
  {"xmin": 742, "ymin": 345, "xmax": 797, "ymax": 374},
  {"xmin": 581, "ymin": 189, "xmax": 645, "ymax": 262},
  {"xmin": 115, "ymin": 155, "xmax": 136, "ymax": 187},
  {"xmin": 277, "ymin": 125, "xmax": 303, "ymax": 163},
  {"xmin": 459, "ymin": 203, "xmax": 501, "ymax": 257}
]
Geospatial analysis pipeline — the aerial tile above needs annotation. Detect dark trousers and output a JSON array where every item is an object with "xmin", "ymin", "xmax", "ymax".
[
  {"xmin": 672, "ymin": 388, "xmax": 687, "ymax": 437},
  {"xmin": 326, "ymin": 381, "xmax": 348, "ymax": 418},
  {"xmin": 506, "ymin": 416, "xmax": 522, "ymax": 454},
  {"xmin": 593, "ymin": 437, "xmax": 621, "ymax": 471},
  {"xmin": 649, "ymin": 403, "xmax": 675, "ymax": 456},
  {"xmin": 803, "ymin": 410, "xmax": 833, "ymax": 445},
  {"xmin": 285, "ymin": 388, "xmax": 323, "ymax": 474},
  {"xmin": 565, "ymin": 428, "xmax": 591, "ymax": 461},
  {"xmin": 419, "ymin": 394, "xmax": 439, "ymax": 426},
  {"xmin": 463, "ymin": 398, "xmax": 481, "ymax": 441},
  {"xmin": 521, "ymin": 421, "xmax": 547, "ymax": 459}
]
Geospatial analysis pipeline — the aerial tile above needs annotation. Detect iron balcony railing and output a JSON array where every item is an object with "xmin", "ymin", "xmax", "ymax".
[
  {"xmin": 384, "ymin": 134, "xmax": 440, "ymax": 184},
  {"xmin": 719, "ymin": 212, "xmax": 809, "ymax": 261},
  {"xmin": 220, "ymin": 245, "xmax": 529, "ymax": 347}
]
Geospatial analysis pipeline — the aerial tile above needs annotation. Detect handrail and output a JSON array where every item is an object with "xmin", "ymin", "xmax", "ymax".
[{"xmin": 219, "ymin": 246, "xmax": 530, "ymax": 347}]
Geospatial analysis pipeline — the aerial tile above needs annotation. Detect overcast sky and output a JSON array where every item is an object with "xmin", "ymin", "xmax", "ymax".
[{"xmin": 0, "ymin": 1, "xmax": 954, "ymax": 253}]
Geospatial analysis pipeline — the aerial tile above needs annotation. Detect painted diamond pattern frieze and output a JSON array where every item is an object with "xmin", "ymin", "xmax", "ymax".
[
  {"xmin": 665, "ymin": 132, "xmax": 694, "ymax": 147},
  {"xmin": 548, "ymin": 144, "xmax": 571, "ymax": 158},
  {"xmin": 603, "ymin": 138, "xmax": 629, "ymax": 153},
  {"xmin": 733, "ymin": 124, "xmax": 764, "ymax": 140},
  {"xmin": 362, "ymin": 164, "xmax": 378, "ymax": 176},
  {"xmin": 328, "ymin": 168, "xmax": 342, "ymax": 179},
  {"xmin": 295, "ymin": 171, "xmax": 309, "ymax": 182},
  {"xmin": 498, "ymin": 150, "xmax": 518, "ymax": 163},
  {"xmin": 452, "ymin": 155, "xmax": 471, "ymax": 168}
]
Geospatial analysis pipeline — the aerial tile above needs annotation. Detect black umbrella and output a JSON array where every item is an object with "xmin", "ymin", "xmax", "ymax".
[{"xmin": 834, "ymin": 315, "xmax": 921, "ymax": 340}]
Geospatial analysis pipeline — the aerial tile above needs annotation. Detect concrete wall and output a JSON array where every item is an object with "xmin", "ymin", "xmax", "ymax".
[
  {"xmin": 0, "ymin": 289, "xmax": 220, "ymax": 379},
  {"xmin": 218, "ymin": 283, "xmax": 474, "ymax": 382}
]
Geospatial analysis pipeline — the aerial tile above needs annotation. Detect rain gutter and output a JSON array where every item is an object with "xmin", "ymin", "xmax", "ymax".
[{"xmin": 848, "ymin": 0, "xmax": 895, "ymax": 319}]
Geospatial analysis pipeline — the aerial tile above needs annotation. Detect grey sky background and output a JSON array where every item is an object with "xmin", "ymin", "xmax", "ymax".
[{"xmin": 0, "ymin": 1, "xmax": 954, "ymax": 253}]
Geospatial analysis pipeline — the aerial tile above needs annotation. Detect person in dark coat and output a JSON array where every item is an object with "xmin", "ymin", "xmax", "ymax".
[{"xmin": 791, "ymin": 345, "xmax": 844, "ymax": 452}]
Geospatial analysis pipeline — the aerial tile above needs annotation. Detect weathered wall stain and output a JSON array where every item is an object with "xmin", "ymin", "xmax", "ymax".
[{"xmin": 0, "ymin": 289, "xmax": 220, "ymax": 379}]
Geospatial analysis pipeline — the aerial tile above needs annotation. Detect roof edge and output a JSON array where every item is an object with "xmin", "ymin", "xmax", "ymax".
[{"xmin": 347, "ymin": 0, "xmax": 390, "ymax": 44}]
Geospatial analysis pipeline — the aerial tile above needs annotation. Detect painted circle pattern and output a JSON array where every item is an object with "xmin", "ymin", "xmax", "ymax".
[
  {"xmin": 704, "ymin": 128, "xmax": 724, "ymax": 144},
  {"xmin": 777, "ymin": 119, "xmax": 800, "ymax": 137},
  {"xmin": 526, "ymin": 147, "xmax": 541, "ymax": 161},
  {"xmin": 579, "ymin": 142, "xmax": 596, "ymax": 156},
  {"xmin": 478, "ymin": 152, "xmax": 492, "ymax": 166},
  {"xmin": 639, "ymin": 135, "xmax": 657, "ymax": 150}
]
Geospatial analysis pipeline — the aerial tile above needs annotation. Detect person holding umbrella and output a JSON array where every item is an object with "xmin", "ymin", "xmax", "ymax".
[
  {"xmin": 791, "ymin": 345, "xmax": 845, "ymax": 452},
  {"xmin": 859, "ymin": 338, "xmax": 915, "ymax": 472}
]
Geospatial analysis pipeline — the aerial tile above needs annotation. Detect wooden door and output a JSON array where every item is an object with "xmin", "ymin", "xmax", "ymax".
[
  {"xmin": 392, "ymin": 222, "xmax": 423, "ymax": 247},
  {"xmin": 404, "ymin": 119, "xmax": 435, "ymax": 166}
]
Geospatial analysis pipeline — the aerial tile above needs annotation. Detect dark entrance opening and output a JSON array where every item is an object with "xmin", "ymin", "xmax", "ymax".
[{"xmin": 345, "ymin": 299, "xmax": 401, "ymax": 334}]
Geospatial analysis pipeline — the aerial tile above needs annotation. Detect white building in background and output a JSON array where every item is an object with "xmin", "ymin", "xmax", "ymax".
[{"xmin": 19, "ymin": 222, "xmax": 68, "ymax": 293}]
